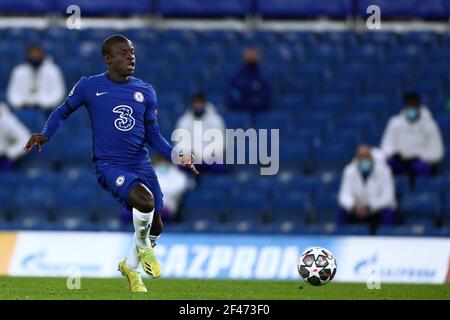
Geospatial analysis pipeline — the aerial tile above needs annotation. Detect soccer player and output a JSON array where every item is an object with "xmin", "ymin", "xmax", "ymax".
[{"xmin": 23, "ymin": 35, "xmax": 199, "ymax": 293}]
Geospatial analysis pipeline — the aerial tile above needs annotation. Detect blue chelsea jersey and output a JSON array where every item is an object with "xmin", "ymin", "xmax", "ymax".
[{"xmin": 66, "ymin": 73, "xmax": 158, "ymax": 165}]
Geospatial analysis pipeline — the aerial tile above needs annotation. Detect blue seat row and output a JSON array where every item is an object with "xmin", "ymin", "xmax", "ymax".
[{"xmin": 1, "ymin": 0, "xmax": 449, "ymax": 19}]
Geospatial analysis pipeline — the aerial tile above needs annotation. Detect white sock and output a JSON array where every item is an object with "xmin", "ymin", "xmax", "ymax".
[
  {"xmin": 125, "ymin": 243, "xmax": 140, "ymax": 271},
  {"xmin": 132, "ymin": 208, "xmax": 154, "ymax": 249}
]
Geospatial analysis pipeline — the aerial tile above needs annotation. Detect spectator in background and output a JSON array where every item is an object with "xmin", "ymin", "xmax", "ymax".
[
  {"xmin": 226, "ymin": 48, "xmax": 271, "ymax": 112},
  {"xmin": 7, "ymin": 44, "xmax": 65, "ymax": 111},
  {"xmin": 381, "ymin": 93, "xmax": 444, "ymax": 180},
  {"xmin": 0, "ymin": 102, "xmax": 31, "ymax": 171},
  {"xmin": 338, "ymin": 145, "xmax": 396, "ymax": 235},
  {"xmin": 174, "ymin": 92, "xmax": 227, "ymax": 173},
  {"xmin": 120, "ymin": 155, "xmax": 190, "ymax": 224},
  {"xmin": 153, "ymin": 155, "xmax": 190, "ymax": 222}
]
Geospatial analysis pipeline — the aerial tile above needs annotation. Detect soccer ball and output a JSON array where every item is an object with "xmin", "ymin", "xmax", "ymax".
[{"xmin": 297, "ymin": 247, "xmax": 337, "ymax": 286}]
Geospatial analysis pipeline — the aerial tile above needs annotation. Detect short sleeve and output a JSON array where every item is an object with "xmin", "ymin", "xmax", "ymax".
[
  {"xmin": 66, "ymin": 76, "xmax": 87, "ymax": 110},
  {"xmin": 144, "ymin": 84, "xmax": 158, "ymax": 124}
]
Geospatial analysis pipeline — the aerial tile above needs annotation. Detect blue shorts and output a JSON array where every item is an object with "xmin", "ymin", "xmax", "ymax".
[{"xmin": 92, "ymin": 160, "xmax": 164, "ymax": 213}]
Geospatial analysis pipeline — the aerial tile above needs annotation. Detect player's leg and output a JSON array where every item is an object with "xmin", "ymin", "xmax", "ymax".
[
  {"xmin": 128, "ymin": 184, "xmax": 154, "ymax": 248},
  {"xmin": 150, "ymin": 213, "xmax": 163, "ymax": 247},
  {"xmin": 127, "ymin": 183, "xmax": 161, "ymax": 278},
  {"xmin": 93, "ymin": 165, "xmax": 150, "ymax": 291}
]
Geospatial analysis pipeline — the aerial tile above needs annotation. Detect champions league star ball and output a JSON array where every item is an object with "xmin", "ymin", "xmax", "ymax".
[{"xmin": 298, "ymin": 247, "xmax": 337, "ymax": 286}]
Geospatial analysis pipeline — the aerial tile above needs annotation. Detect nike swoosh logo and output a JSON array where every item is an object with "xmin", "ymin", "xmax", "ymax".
[{"xmin": 96, "ymin": 92, "xmax": 108, "ymax": 96}]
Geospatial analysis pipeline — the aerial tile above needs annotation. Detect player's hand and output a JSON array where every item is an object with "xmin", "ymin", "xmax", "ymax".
[
  {"xmin": 24, "ymin": 133, "xmax": 48, "ymax": 152},
  {"xmin": 178, "ymin": 153, "xmax": 199, "ymax": 175}
]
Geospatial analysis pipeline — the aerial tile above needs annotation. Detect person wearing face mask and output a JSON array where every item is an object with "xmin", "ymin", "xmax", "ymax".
[
  {"xmin": 7, "ymin": 45, "xmax": 65, "ymax": 111},
  {"xmin": 174, "ymin": 92, "xmax": 227, "ymax": 173},
  {"xmin": 338, "ymin": 145, "xmax": 396, "ymax": 235},
  {"xmin": 381, "ymin": 92, "xmax": 444, "ymax": 180},
  {"xmin": 0, "ymin": 102, "xmax": 31, "ymax": 171},
  {"xmin": 226, "ymin": 48, "xmax": 272, "ymax": 112}
]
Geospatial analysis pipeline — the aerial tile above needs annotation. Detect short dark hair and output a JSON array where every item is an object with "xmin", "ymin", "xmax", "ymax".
[
  {"xmin": 101, "ymin": 34, "xmax": 130, "ymax": 56},
  {"xmin": 403, "ymin": 92, "xmax": 421, "ymax": 104}
]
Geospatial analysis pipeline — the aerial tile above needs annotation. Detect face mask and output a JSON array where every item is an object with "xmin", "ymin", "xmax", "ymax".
[
  {"xmin": 157, "ymin": 163, "xmax": 169, "ymax": 174},
  {"xmin": 404, "ymin": 107, "xmax": 420, "ymax": 122},
  {"xmin": 193, "ymin": 108, "xmax": 206, "ymax": 118},
  {"xmin": 358, "ymin": 159, "xmax": 373, "ymax": 175},
  {"xmin": 28, "ymin": 58, "xmax": 43, "ymax": 69}
]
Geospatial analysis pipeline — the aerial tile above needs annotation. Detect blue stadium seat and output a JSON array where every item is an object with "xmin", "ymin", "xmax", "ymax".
[
  {"xmin": 359, "ymin": 31, "xmax": 398, "ymax": 46},
  {"xmin": 223, "ymin": 112, "xmax": 252, "ymax": 129},
  {"xmin": 296, "ymin": 63, "xmax": 328, "ymax": 81},
  {"xmin": 314, "ymin": 191, "xmax": 339, "ymax": 223},
  {"xmin": 394, "ymin": 176, "xmax": 410, "ymax": 198},
  {"xmin": 310, "ymin": 95, "xmax": 348, "ymax": 112},
  {"xmin": 320, "ymin": 31, "xmax": 358, "ymax": 46},
  {"xmin": 306, "ymin": 44, "xmax": 345, "ymax": 64},
  {"xmin": 271, "ymin": 191, "xmax": 313, "ymax": 224},
  {"xmin": 183, "ymin": 192, "xmax": 226, "ymax": 222},
  {"xmin": 336, "ymin": 113, "xmax": 376, "ymax": 132},
  {"xmin": 412, "ymin": 177, "xmax": 444, "ymax": 196},
  {"xmin": 321, "ymin": 80, "xmax": 360, "ymax": 97},
  {"xmin": 346, "ymin": 45, "xmax": 384, "ymax": 63},
  {"xmin": 159, "ymin": 0, "xmax": 251, "ymax": 17},
  {"xmin": 13, "ymin": 109, "xmax": 46, "ymax": 132},
  {"xmin": 54, "ymin": 0, "xmax": 150, "ymax": 16},
  {"xmin": 386, "ymin": 46, "xmax": 426, "ymax": 64},
  {"xmin": 228, "ymin": 192, "xmax": 269, "ymax": 223},
  {"xmin": 14, "ymin": 187, "xmax": 54, "ymax": 210},
  {"xmin": 255, "ymin": 112, "xmax": 291, "ymax": 129},
  {"xmin": 358, "ymin": 0, "xmax": 449, "ymax": 19},
  {"xmin": 400, "ymin": 192, "xmax": 441, "ymax": 223},
  {"xmin": 257, "ymin": 0, "xmax": 352, "ymax": 19},
  {"xmin": 351, "ymin": 95, "xmax": 392, "ymax": 113},
  {"xmin": 313, "ymin": 143, "xmax": 353, "ymax": 170},
  {"xmin": 296, "ymin": 112, "xmax": 334, "ymax": 132},
  {"xmin": 377, "ymin": 224, "xmax": 435, "ymax": 237},
  {"xmin": 277, "ymin": 95, "xmax": 307, "ymax": 111},
  {"xmin": 401, "ymin": 32, "xmax": 440, "ymax": 47},
  {"xmin": 333, "ymin": 63, "xmax": 371, "ymax": 81},
  {"xmin": 0, "ymin": 0, "xmax": 52, "ymax": 14}
]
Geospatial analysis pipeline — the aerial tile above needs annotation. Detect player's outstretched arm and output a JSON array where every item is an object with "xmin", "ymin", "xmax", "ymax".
[
  {"xmin": 23, "ymin": 102, "xmax": 76, "ymax": 152},
  {"xmin": 24, "ymin": 133, "xmax": 48, "ymax": 152}
]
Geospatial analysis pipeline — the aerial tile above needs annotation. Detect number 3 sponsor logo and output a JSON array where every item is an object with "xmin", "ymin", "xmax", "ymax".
[{"xmin": 113, "ymin": 105, "xmax": 135, "ymax": 131}]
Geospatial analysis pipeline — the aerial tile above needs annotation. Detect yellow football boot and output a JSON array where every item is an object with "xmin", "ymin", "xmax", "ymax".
[
  {"xmin": 136, "ymin": 246, "xmax": 161, "ymax": 278},
  {"xmin": 118, "ymin": 259, "xmax": 147, "ymax": 293}
]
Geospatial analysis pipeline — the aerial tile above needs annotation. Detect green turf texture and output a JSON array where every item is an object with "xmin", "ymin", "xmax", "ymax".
[{"xmin": 0, "ymin": 276, "xmax": 448, "ymax": 300}]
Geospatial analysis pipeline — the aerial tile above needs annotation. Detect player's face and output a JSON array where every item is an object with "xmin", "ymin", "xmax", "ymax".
[{"xmin": 108, "ymin": 41, "xmax": 136, "ymax": 77}]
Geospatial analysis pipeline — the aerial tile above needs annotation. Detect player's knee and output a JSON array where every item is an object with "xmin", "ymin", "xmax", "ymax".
[{"xmin": 134, "ymin": 193, "xmax": 154, "ymax": 213}]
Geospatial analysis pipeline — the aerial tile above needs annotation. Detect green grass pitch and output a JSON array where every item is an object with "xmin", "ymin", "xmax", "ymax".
[{"xmin": 0, "ymin": 276, "xmax": 448, "ymax": 300}]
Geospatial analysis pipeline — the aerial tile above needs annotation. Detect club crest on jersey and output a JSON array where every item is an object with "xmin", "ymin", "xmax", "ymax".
[
  {"xmin": 116, "ymin": 175, "xmax": 125, "ymax": 187},
  {"xmin": 134, "ymin": 91, "xmax": 144, "ymax": 103}
]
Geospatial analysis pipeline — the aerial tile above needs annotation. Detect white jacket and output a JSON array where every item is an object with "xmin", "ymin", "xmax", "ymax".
[
  {"xmin": 380, "ymin": 107, "xmax": 444, "ymax": 163},
  {"xmin": 154, "ymin": 164, "xmax": 190, "ymax": 214},
  {"xmin": 338, "ymin": 158, "xmax": 396, "ymax": 212},
  {"xmin": 174, "ymin": 102, "xmax": 225, "ymax": 163},
  {"xmin": 7, "ymin": 57, "xmax": 65, "ymax": 110},
  {"xmin": 0, "ymin": 103, "xmax": 31, "ymax": 160}
]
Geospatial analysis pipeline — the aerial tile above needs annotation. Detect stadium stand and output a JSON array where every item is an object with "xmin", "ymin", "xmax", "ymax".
[{"xmin": 1, "ymin": 1, "xmax": 450, "ymax": 237}]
